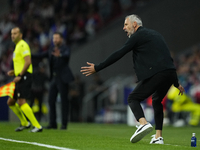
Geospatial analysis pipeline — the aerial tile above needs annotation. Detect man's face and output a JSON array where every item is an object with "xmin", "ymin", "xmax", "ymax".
[
  {"xmin": 11, "ymin": 28, "xmax": 22, "ymax": 44},
  {"xmin": 123, "ymin": 18, "xmax": 135, "ymax": 38},
  {"xmin": 53, "ymin": 34, "xmax": 62, "ymax": 46}
]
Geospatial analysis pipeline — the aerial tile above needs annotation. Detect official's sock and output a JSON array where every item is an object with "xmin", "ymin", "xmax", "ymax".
[
  {"xmin": 9, "ymin": 103, "xmax": 28, "ymax": 126},
  {"xmin": 20, "ymin": 103, "xmax": 41, "ymax": 129}
]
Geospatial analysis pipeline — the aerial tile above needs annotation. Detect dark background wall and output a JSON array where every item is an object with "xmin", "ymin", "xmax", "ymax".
[{"xmin": 70, "ymin": 0, "xmax": 200, "ymax": 82}]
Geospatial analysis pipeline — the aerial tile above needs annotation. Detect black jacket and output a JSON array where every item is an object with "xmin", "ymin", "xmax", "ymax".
[
  {"xmin": 32, "ymin": 44, "xmax": 74, "ymax": 83},
  {"xmin": 95, "ymin": 27, "xmax": 178, "ymax": 85}
]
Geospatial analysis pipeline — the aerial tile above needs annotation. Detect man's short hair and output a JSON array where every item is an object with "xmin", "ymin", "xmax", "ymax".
[
  {"xmin": 12, "ymin": 27, "xmax": 23, "ymax": 34},
  {"xmin": 126, "ymin": 14, "xmax": 143, "ymax": 26},
  {"xmin": 53, "ymin": 32, "xmax": 63, "ymax": 38}
]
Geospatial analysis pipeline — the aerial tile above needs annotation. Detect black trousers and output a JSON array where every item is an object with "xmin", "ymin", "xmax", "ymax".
[
  {"xmin": 128, "ymin": 69, "xmax": 177, "ymax": 130},
  {"xmin": 30, "ymin": 90, "xmax": 44, "ymax": 121},
  {"xmin": 48, "ymin": 77, "xmax": 69, "ymax": 127}
]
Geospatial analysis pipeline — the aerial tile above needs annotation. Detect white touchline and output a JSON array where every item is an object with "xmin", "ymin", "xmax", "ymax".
[
  {"xmin": 0, "ymin": 137, "xmax": 77, "ymax": 150},
  {"xmin": 143, "ymin": 139, "xmax": 188, "ymax": 147},
  {"xmin": 165, "ymin": 144, "xmax": 180, "ymax": 146}
]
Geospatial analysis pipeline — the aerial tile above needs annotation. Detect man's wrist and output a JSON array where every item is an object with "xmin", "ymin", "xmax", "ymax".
[{"xmin": 18, "ymin": 74, "xmax": 22, "ymax": 77}]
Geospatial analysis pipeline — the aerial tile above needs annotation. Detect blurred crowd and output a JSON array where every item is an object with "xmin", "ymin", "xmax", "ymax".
[
  {"xmin": 0, "ymin": 0, "xmax": 149, "ymax": 122},
  {"xmin": 167, "ymin": 45, "xmax": 200, "ymax": 126},
  {"xmin": 174, "ymin": 45, "xmax": 200, "ymax": 103},
  {"xmin": 0, "ymin": 0, "xmax": 148, "ymax": 85}
]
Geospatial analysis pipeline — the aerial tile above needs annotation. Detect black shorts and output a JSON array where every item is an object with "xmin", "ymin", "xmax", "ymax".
[{"xmin": 13, "ymin": 72, "xmax": 32, "ymax": 100}]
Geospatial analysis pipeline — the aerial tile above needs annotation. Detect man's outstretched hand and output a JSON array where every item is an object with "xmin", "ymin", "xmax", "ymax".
[
  {"xmin": 7, "ymin": 70, "xmax": 15, "ymax": 76},
  {"xmin": 80, "ymin": 62, "xmax": 96, "ymax": 76},
  {"xmin": 177, "ymin": 84, "xmax": 185, "ymax": 95}
]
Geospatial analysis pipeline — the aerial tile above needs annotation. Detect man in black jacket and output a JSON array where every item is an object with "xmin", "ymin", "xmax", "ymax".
[
  {"xmin": 33, "ymin": 32, "xmax": 74, "ymax": 130},
  {"xmin": 81, "ymin": 14, "xmax": 185, "ymax": 143}
]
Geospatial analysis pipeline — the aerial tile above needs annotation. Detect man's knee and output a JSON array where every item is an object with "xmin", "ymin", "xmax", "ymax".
[
  {"xmin": 128, "ymin": 91, "xmax": 145, "ymax": 103},
  {"xmin": 152, "ymin": 99, "xmax": 162, "ymax": 106},
  {"xmin": 152, "ymin": 100, "xmax": 163, "ymax": 112}
]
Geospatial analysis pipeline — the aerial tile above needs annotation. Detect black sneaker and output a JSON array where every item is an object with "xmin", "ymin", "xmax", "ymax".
[
  {"xmin": 30, "ymin": 127, "xmax": 43, "ymax": 132},
  {"xmin": 60, "ymin": 125, "xmax": 67, "ymax": 130},
  {"xmin": 44, "ymin": 125, "xmax": 57, "ymax": 129},
  {"xmin": 15, "ymin": 122, "xmax": 31, "ymax": 132}
]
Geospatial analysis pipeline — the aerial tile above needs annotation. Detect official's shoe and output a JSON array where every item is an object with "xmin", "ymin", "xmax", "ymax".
[
  {"xmin": 150, "ymin": 135, "xmax": 164, "ymax": 144},
  {"xmin": 15, "ymin": 122, "xmax": 31, "ymax": 132},
  {"xmin": 30, "ymin": 127, "xmax": 43, "ymax": 132},
  {"xmin": 130, "ymin": 122, "xmax": 153, "ymax": 143},
  {"xmin": 44, "ymin": 125, "xmax": 57, "ymax": 129},
  {"xmin": 60, "ymin": 125, "xmax": 67, "ymax": 130}
]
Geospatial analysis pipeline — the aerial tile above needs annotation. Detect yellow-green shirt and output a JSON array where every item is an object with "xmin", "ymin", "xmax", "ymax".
[{"xmin": 13, "ymin": 40, "xmax": 33, "ymax": 76}]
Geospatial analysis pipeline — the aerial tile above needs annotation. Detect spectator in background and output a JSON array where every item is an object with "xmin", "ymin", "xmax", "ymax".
[
  {"xmin": 32, "ymin": 32, "xmax": 74, "ymax": 130},
  {"xmin": 97, "ymin": 0, "xmax": 113, "ymax": 22},
  {"xmin": 119, "ymin": 0, "xmax": 132, "ymax": 12},
  {"xmin": 70, "ymin": 24, "xmax": 87, "ymax": 45},
  {"xmin": 167, "ymin": 86, "xmax": 200, "ymax": 126},
  {"xmin": 85, "ymin": 10, "xmax": 103, "ymax": 40},
  {"xmin": 0, "ymin": 54, "xmax": 12, "ymax": 84},
  {"xmin": 69, "ymin": 74, "xmax": 85, "ymax": 122},
  {"xmin": 40, "ymin": 1, "xmax": 54, "ymax": 20},
  {"xmin": 88, "ymin": 73, "xmax": 107, "ymax": 121},
  {"xmin": 0, "ymin": 15, "xmax": 14, "ymax": 39},
  {"xmin": 37, "ymin": 25, "xmax": 50, "ymax": 52},
  {"xmin": 30, "ymin": 62, "xmax": 48, "ymax": 121},
  {"xmin": 49, "ymin": 19, "xmax": 67, "ymax": 41},
  {"xmin": 85, "ymin": 13, "xmax": 96, "ymax": 39}
]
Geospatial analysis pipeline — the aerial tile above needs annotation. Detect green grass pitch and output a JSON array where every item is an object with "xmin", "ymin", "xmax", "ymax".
[{"xmin": 0, "ymin": 122, "xmax": 199, "ymax": 150}]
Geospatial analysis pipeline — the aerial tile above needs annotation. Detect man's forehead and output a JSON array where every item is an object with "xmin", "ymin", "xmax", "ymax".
[
  {"xmin": 124, "ymin": 18, "xmax": 130, "ymax": 23},
  {"xmin": 12, "ymin": 28, "xmax": 20, "ymax": 33},
  {"xmin": 53, "ymin": 34, "xmax": 61, "ymax": 38}
]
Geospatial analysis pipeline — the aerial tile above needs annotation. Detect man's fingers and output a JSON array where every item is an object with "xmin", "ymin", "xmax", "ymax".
[
  {"xmin": 87, "ymin": 62, "xmax": 93, "ymax": 65},
  {"xmin": 80, "ymin": 69, "xmax": 89, "ymax": 74},
  {"xmin": 80, "ymin": 69, "xmax": 90, "ymax": 73},
  {"xmin": 179, "ymin": 90, "xmax": 183, "ymax": 95},
  {"xmin": 81, "ymin": 66, "xmax": 89, "ymax": 69},
  {"xmin": 86, "ymin": 73, "xmax": 91, "ymax": 76},
  {"xmin": 81, "ymin": 71, "xmax": 91, "ymax": 76},
  {"xmin": 80, "ymin": 62, "xmax": 95, "ymax": 76},
  {"xmin": 80, "ymin": 69, "xmax": 92, "ymax": 76},
  {"xmin": 177, "ymin": 85, "xmax": 185, "ymax": 96},
  {"xmin": 82, "ymin": 71, "xmax": 89, "ymax": 75}
]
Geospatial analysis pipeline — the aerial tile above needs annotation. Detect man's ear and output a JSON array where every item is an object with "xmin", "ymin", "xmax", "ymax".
[
  {"xmin": 133, "ymin": 21, "xmax": 137, "ymax": 28},
  {"xmin": 20, "ymin": 33, "xmax": 23, "ymax": 39}
]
